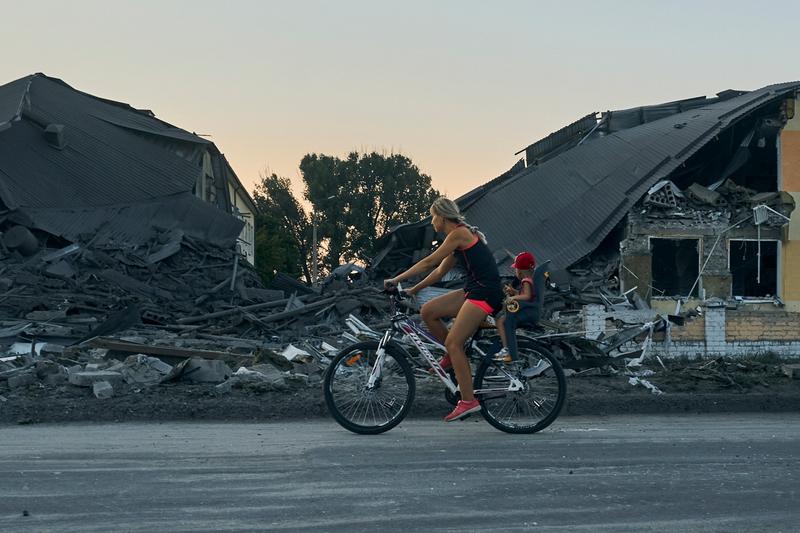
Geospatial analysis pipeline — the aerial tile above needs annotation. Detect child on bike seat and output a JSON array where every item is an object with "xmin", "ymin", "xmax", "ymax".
[{"xmin": 495, "ymin": 251, "xmax": 537, "ymax": 363}]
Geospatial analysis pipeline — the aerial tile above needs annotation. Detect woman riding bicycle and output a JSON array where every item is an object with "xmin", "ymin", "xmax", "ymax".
[{"xmin": 384, "ymin": 197, "xmax": 504, "ymax": 422}]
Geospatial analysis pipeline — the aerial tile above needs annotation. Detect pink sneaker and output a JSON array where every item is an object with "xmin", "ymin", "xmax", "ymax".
[
  {"xmin": 444, "ymin": 399, "xmax": 481, "ymax": 422},
  {"xmin": 428, "ymin": 354, "xmax": 452, "ymax": 374}
]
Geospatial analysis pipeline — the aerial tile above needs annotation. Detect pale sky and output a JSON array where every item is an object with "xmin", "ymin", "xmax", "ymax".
[{"xmin": 3, "ymin": 1, "xmax": 798, "ymax": 200}]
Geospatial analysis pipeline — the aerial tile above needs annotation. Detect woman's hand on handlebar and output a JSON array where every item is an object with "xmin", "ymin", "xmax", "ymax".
[{"xmin": 383, "ymin": 278, "xmax": 399, "ymax": 291}]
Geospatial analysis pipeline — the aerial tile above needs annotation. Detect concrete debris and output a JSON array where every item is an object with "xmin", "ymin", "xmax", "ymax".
[
  {"xmin": 93, "ymin": 380, "xmax": 114, "ymax": 399},
  {"xmin": 0, "ymin": 223, "xmax": 395, "ymax": 410},
  {"xmin": 232, "ymin": 365, "xmax": 289, "ymax": 389},
  {"xmin": 119, "ymin": 354, "xmax": 173, "ymax": 386},
  {"xmin": 176, "ymin": 358, "xmax": 233, "ymax": 384},
  {"xmin": 68, "ymin": 370, "xmax": 124, "ymax": 388},
  {"xmin": 281, "ymin": 344, "xmax": 313, "ymax": 363},
  {"xmin": 781, "ymin": 364, "xmax": 800, "ymax": 379},
  {"xmin": 645, "ymin": 180, "xmax": 684, "ymax": 208},
  {"xmin": 7, "ymin": 371, "xmax": 37, "ymax": 390}
]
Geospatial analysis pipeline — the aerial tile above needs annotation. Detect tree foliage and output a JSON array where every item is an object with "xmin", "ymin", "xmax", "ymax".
[
  {"xmin": 301, "ymin": 151, "xmax": 439, "ymax": 271},
  {"xmin": 253, "ymin": 151, "xmax": 439, "ymax": 281},
  {"xmin": 252, "ymin": 173, "xmax": 311, "ymax": 283}
]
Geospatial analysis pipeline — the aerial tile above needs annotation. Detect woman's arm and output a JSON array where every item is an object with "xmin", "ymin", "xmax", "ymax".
[
  {"xmin": 407, "ymin": 254, "xmax": 456, "ymax": 295},
  {"xmin": 385, "ymin": 227, "xmax": 470, "ymax": 287}
]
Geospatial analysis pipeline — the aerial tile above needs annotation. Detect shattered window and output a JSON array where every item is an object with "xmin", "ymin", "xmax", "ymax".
[
  {"xmin": 650, "ymin": 238, "xmax": 699, "ymax": 297},
  {"xmin": 729, "ymin": 240, "xmax": 778, "ymax": 298}
]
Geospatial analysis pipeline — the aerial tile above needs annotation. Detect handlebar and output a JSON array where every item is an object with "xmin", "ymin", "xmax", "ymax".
[{"xmin": 384, "ymin": 283, "xmax": 409, "ymax": 300}]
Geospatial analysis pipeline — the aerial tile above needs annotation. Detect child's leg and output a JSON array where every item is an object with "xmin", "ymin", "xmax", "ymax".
[
  {"xmin": 503, "ymin": 311, "xmax": 520, "ymax": 359},
  {"xmin": 507, "ymin": 304, "xmax": 539, "ymax": 360},
  {"xmin": 496, "ymin": 314, "xmax": 508, "ymax": 348}
]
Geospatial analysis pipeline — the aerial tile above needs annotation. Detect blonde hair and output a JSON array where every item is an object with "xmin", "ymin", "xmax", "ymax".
[
  {"xmin": 430, "ymin": 197, "xmax": 487, "ymax": 244},
  {"xmin": 430, "ymin": 197, "xmax": 464, "ymax": 223}
]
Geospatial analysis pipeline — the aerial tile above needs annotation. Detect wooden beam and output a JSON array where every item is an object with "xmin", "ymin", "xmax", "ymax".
[{"xmin": 86, "ymin": 337, "xmax": 251, "ymax": 361}]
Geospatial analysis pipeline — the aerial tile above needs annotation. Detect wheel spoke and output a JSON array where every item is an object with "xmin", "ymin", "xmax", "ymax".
[
  {"xmin": 325, "ymin": 344, "xmax": 414, "ymax": 433},
  {"xmin": 476, "ymin": 346, "xmax": 566, "ymax": 433}
]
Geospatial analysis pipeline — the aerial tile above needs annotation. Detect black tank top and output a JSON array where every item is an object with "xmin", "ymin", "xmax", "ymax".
[{"xmin": 452, "ymin": 227, "xmax": 503, "ymax": 307}]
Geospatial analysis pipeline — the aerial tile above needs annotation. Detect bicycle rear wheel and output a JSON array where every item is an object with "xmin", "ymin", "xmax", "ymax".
[
  {"xmin": 323, "ymin": 341, "xmax": 415, "ymax": 435},
  {"xmin": 474, "ymin": 343, "xmax": 566, "ymax": 434}
]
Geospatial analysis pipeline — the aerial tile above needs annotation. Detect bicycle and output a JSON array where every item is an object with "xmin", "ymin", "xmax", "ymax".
[{"xmin": 323, "ymin": 286, "xmax": 567, "ymax": 434}]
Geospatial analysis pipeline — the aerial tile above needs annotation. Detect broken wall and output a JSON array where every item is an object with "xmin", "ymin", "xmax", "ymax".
[
  {"xmin": 197, "ymin": 151, "xmax": 256, "ymax": 265},
  {"xmin": 780, "ymin": 94, "xmax": 800, "ymax": 312},
  {"xmin": 588, "ymin": 303, "xmax": 800, "ymax": 358},
  {"xmin": 621, "ymin": 209, "xmax": 733, "ymax": 305}
]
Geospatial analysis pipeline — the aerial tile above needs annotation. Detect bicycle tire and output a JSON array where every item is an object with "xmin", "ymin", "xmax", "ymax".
[
  {"xmin": 474, "ymin": 343, "xmax": 566, "ymax": 434},
  {"xmin": 324, "ymin": 341, "xmax": 415, "ymax": 435}
]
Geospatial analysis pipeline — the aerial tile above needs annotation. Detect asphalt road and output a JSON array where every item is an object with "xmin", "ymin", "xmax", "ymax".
[{"xmin": 0, "ymin": 414, "xmax": 798, "ymax": 532}]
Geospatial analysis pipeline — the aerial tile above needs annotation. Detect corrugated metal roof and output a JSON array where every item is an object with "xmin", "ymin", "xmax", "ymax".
[
  {"xmin": 0, "ymin": 73, "xmax": 208, "ymax": 209},
  {"xmin": 0, "ymin": 76, "xmax": 30, "ymax": 128},
  {"xmin": 457, "ymin": 81, "xmax": 800, "ymax": 270}
]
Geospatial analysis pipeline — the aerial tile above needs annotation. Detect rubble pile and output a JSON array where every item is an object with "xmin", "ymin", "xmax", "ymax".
[
  {"xmin": 642, "ymin": 179, "xmax": 793, "ymax": 227},
  {"xmin": 629, "ymin": 356, "xmax": 800, "ymax": 395},
  {"xmin": 0, "ymin": 224, "xmax": 271, "ymax": 325},
  {"xmin": 666, "ymin": 357, "xmax": 780, "ymax": 391},
  {"xmin": 544, "ymin": 253, "xmax": 625, "ymax": 319},
  {"xmin": 0, "ymin": 223, "xmax": 393, "ymax": 400}
]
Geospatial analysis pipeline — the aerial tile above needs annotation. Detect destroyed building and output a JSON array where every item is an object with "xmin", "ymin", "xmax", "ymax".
[
  {"xmin": 373, "ymin": 81, "xmax": 800, "ymax": 358},
  {"xmin": 0, "ymin": 73, "xmax": 257, "ymax": 263}
]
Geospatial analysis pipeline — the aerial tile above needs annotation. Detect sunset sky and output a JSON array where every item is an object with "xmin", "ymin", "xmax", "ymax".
[{"xmin": 3, "ymin": 0, "xmax": 798, "ymax": 200}]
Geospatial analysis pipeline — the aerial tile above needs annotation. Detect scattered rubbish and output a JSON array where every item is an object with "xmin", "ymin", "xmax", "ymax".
[{"xmin": 628, "ymin": 376, "xmax": 664, "ymax": 395}]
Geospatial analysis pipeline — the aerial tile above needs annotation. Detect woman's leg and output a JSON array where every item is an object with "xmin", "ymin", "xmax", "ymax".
[
  {"xmin": 419, "ymin": 289, "xmax": 466, "ymax": 344},
  {"xmin": 445, "ymin": 301, "xmax": 490, "ymax": 402}
]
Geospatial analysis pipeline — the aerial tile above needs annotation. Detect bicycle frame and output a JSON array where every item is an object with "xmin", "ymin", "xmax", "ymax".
[{"xmin": 367, "ymin": 292, "xmax": 523, "ymax": 395}]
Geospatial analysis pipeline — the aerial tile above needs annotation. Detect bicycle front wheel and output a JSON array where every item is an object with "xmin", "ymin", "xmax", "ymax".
[
  {"xmin": 474, "ymin": 344, "xmax": 566, "ymax": 434},
  {"xmin": 323, "ymin": 341, "xmax": 415, "ymax": 435}
]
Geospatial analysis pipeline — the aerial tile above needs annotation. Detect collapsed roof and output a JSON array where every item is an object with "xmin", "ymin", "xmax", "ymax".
[
  {"xmin": 375, "ymin": 81, "xmax": 800, "ymax": 273},
  {"xmin": 0, "ymin": 73, "xmax": 252, "ymax": 248},
  {"xmin": 462, "ymin": 82, "xmax": 800, "ymax": 270}
]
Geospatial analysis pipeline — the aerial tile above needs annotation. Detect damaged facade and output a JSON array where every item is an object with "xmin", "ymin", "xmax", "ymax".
[
  {"xmin": 374, "ymin": 81, "xmax": 800, "ymax": 357},
  {"xmin": 0, "ymin": 73, "xmax": 257, "ymax": 263}
]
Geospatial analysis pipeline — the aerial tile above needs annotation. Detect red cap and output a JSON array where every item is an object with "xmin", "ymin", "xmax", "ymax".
[{"xmin": 511, "ymin": 251, "xmax": 535, "ymax": 270}]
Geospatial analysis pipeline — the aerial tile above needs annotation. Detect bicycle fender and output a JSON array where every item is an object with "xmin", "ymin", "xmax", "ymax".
[
  {"xmin": 515, "ymin": 335, "xmax": 556, "ymax": 354},
  {"xmin": 383, "ymin": 340, "xmax": 415, "ymax": 361}
]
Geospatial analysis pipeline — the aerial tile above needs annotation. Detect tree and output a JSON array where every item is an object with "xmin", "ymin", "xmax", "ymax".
[
  {"xmin": 253, "ymin": 211, "xmax": 303, "ymax": 283},
  {"xmin": 301, "ymin": 151, "xmax": 440, "ymax": 271},
  {"xmin": 252, "ymin": 173, "xmax": 312, "ymax": 284},
  {"xmin": 252, "ymin": 152, "xmax": 439, "ymax": 284}
]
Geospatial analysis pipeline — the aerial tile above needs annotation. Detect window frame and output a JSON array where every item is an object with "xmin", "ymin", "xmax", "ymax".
[
  {"xmin": 727, "ymin": 238, "xmax": 782, "ymax": 299},
  {"xmin": 647, "ymin": 235, "xmax": 703, "ymax": 299}
]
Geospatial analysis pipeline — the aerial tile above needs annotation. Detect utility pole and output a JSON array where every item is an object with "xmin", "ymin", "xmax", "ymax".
[
  {"xmin": 312, "ymin": 210, "xmax": 318, "ymax": 286},
  {"xmin": 311, "ymin": 195, "xmax": 335, "ymax": 287}
]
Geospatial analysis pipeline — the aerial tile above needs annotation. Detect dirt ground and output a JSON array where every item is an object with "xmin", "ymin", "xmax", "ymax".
[{"xmin": 1, "ymin": 356, "xmax": 798, "ymax": 425}]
